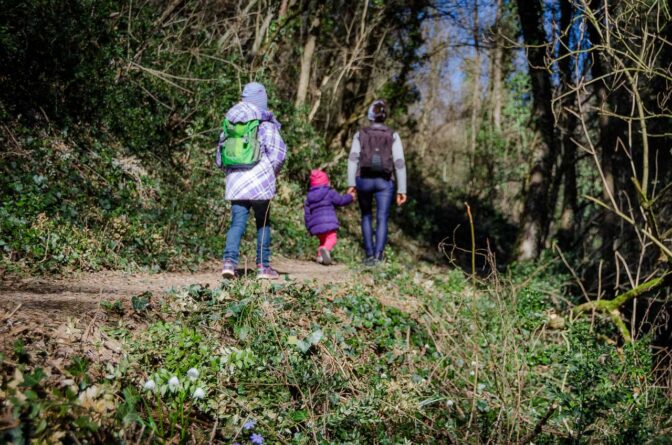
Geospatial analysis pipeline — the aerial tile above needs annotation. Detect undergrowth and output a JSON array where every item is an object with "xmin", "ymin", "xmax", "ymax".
[
  {"xmin": 0, "ymin": 112, "xmax": 358, "ymax": 274},
  {"xmin": 2, "ymin": 259, "xmax": 670, "ymax": 443},
  {"xmin": 0, "ymin": 0, "xmax": 351, "ymax": 275}
]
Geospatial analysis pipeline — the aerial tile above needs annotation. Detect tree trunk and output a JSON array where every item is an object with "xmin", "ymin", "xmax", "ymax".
[
  {"xmin": 252, "ymin": 8, "xmax": 274, "ymax": 55},
  {"xmin": 279, "ymin": 0, "xmax": 289, "ymax": 18},
  {"xmin": 516, "ymin": 0, "xmax": 558, "ymax": 260},
  {"xmin": 469, "ymin": 0, "xmax": 481, "ymax": 175},
  {"xmin": 418, "ymin": 18, "xmax": 445, "ymax": 157},
  {"xmin": 587, "ymin": 0, "xmax": 620, "ymax": 269},
  {"xmin": 557, "ymin": 0, "xmax": 578, "ymax": 251},
  {"xmin": 557, "ymin": 132, "xmax": 578, "ymax": 250},
  {"xmin": 490, "ymin": 0, "xmax": 504, "ymax": 132},
  {"xmin": 418, "ymin": 59, "xmax": 439, "ymax": 157},
  {"xmin": 295, "ymin": 17, "xmax": 319, "ymax": 109},
  {"xmin": 308, "ymin": 74, "xmax": 330, "ymax": 122}
]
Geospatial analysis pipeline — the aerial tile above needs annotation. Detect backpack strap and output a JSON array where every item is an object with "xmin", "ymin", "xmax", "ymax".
[
  {"xmin": 360, "ymin": 125, "xmax": 394, "ymax": 145},
  {"xmin": 222, "ymin": 110, "xmax": 277, "ymax": 132},
  {"xmin": 222, "ymin": 118, "xmax": 260, "ymax": 137}
]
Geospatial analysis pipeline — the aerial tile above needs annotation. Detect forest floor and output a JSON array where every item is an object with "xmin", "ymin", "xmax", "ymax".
[
  {"xmin": 2, "ymin": 252, "xmax": 667, "ymax": 443},
  {"xmin": 0, "ymin": 257, "xmax": 353, "ymax": 377}
]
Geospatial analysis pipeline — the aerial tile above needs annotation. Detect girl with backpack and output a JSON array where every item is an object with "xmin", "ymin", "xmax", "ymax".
[
  {"xmin": 217, "ymin": 82, "xmax": 287, "ymax": 279},
  {"xmin": 346, "ymin": 99, "xmax": 407, "ymax": 266},
  {"xmin": 303, "ymin": 169, "xmax": 354, "ymax": 265}
]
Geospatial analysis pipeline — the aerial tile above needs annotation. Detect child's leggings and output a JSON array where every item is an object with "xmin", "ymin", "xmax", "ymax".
[{"xmin": 317, "ymin": 230, "xmax": 337, "ymax": 254}]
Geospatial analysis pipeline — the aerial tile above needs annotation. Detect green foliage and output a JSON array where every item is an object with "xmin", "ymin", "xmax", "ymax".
[
  {"xmin": 101, "ymin": 299, "xmax": 125, "ymax": 315},
  {"xmin": 0, "ymin": 0, "xmax": 349, "ymax": 273},
  {"xmin": 131, "ymin": 292, "xmax": 152, "ymax": 313},
  {"xmin": 0, "ymin": 0, "xmax": 121, "ymax": 122},
  {"xmin": 2, "ymin": 260, "xmax": 670, "ymax": 442},
  {"xmin": 1, "ymin": 361, "xmax": 118, "ymax": 444}
]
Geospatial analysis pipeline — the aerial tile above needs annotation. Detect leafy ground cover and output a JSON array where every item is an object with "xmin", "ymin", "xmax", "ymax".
[
  {"xmin": 2, "ymin": 258, "xmax": 670, "ymax": 444},
  {"xmin": 0, "ymin": 0, "xmax": 356, "ymax": 276}
]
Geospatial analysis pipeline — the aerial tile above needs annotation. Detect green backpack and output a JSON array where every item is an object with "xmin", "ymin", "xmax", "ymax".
[{"xmin": 216, "ymin": 118, "xmax": 261, "ymax": 168}]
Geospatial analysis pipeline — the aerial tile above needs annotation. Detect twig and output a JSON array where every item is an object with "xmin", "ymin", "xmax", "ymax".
[
  {"xmin": 519, "ymin": 403, "xmax": 557, "ymax": 445},
  {"xmin": 82, "ymin": 311, "xmax": 100, "ymax": 341},
  {"xmin": 465, "ymin": 202, "xmax": 476, "ymax": 285},
  {"xmin": 208, "ymin": 419, "xmax": 218, "ymax": 445},
  {"xmin": 573, "ymin": 271, "xmax": 672, "ymax": 342},
  {"xmin": 2, "ymin": 303, "xmax": 22, "ymax": 322},
  {"xmin": 553, "ymin": 243, "xmax": 588, "ymax": 303},
  {"xmin": 154, "ymin": 0, "xmax": 184, "ymax": 27},
  {"xmin": 134, "ymin": 425, "xmax": 146, "ymax": 445}
]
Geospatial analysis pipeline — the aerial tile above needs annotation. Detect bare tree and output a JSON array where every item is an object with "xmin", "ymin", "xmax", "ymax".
[
  {"xmin": 416, "ymin": 17, "xmax": 449, "ymax": 158},
  {"xmin": 295, "ymin": 15, "xmax": 320, "ymax": 108},
  {"xmin": 556, "ymin": 0, "xmax": 580, "ymax": 250},
  {"xmin": 468, "ymin": 0, "xmax": 482, "ymax": 174},
  {"xmin": 586, "ymin": 0, "xmax": 621, "ymax": 272},
  {"xmin": 516, "ymin": 0, "xmax": 558, "ymax": 260},
  {"xmin": 554, "ymin": 0, "xmax": 672, "ymax": 341},
  {"xmin": 489, "ymin": 0, "xmax": 504, "ymax": 132}
]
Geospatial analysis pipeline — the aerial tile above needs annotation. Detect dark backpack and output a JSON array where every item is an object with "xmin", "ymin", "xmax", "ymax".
[{"xmin": 358, "ymin": 125, "xmax": 394, "ymax": 177}]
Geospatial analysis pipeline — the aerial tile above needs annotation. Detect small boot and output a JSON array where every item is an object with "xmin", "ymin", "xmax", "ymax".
[
  {"xmin": 363, "ymin": 256, "xmax": 377, "ymax": 267},
  {"xmin": 318, "ymin": 247, "xmax": 332, "ymax": 265}
]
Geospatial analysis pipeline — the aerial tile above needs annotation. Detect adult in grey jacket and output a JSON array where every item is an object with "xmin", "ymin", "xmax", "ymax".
[{"xmin": 346, "ymin": 99, "xmax": 407, "ymax": 265}]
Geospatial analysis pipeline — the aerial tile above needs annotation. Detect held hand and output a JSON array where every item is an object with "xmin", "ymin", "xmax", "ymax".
[
  {"xmin": 347, "ymin": 187, "xmax": 357, "ymax": 199},
  {"xmin": 396, "ymin": 193, "xmax": 407, "ymax": 206}
]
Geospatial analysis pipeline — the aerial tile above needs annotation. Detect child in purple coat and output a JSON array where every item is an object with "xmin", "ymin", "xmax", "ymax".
[{"xmin": 304, "ymin": 169, "xmax": 354, "ymax": 265}]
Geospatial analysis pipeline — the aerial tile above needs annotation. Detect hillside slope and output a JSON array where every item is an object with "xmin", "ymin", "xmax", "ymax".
[{"xmin": 2, "ymin": 257, "xmax": 670, "ymax": 444}]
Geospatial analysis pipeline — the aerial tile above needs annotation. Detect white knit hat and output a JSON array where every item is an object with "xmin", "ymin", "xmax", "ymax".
[{"xmin": 242, "ymin": 82, "xmax": 268, "ymax": 111}]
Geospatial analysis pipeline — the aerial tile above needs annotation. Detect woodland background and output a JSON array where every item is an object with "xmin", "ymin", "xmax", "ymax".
[{"xmin": 1, "ymin": 0, "xmax": 672, "ymax": 443}]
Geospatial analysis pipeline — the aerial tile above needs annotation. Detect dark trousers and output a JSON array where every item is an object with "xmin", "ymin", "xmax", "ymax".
[{"xmin": 356, "ymin": 177, "xmax": 394, "ymax": 258}]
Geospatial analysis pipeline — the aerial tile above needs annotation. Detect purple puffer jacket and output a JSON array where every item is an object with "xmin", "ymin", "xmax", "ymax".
[{"xmin": 304, "ymin": 186, "xmax": 353, "ymax": 235}]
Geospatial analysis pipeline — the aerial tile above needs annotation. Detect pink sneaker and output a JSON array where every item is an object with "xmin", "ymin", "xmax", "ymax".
[
  {"xmin": 221, "ymin": 260, "xmax": 236, "ymax": 279},
  {"xmin": 257, "ymin": 265, "xmax": 280, "ymax": 280}
]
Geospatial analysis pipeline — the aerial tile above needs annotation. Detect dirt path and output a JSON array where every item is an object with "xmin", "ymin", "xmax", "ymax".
[
  {"xmin": 0, "ymin": 257, "xmax": 433, "ymax": 370},
  {"xmin": 0, "ymin": 258, "xmax": 351, "ymax": 366},
  {"xmin": 0, "ymin": 257, "xmax": 350, "ymax": 322}
]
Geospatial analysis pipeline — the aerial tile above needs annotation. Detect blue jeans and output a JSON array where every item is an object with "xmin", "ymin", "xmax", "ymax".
[
  {"xmin": 356, "ymin": 177, "xmax": 394, "ymax": 258},
  {"xmin": 223, "ymin": 200, "xmax": 271, "ymax": 267}
]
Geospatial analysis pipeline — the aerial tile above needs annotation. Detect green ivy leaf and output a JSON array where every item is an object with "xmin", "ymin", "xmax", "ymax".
[
  {"xmin": 290, "ymin": 410, "xmax": 308, "ymax": 422},
  {"xmin": 131, "ymin": 291, "xmax": 152, "ymax": 312},
  {"xmin": 294, "ymin": 330, "xmax": 323, "ymax": 353},
  {"xmin": 22, "ymin": 368, "xmax": 46, "ymax": 388},
  {"xmin": 296, "ymin": 340, "xmax": 310, "ymax": 353},
  {"xmin": 476, "ymin": 399, "xmax": 489, "ymax": 413}
]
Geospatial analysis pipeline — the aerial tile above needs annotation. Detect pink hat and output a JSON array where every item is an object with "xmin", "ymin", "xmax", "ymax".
[{"xmin": 310, "ymin": 169, "xmax": 329, "ymax": 187}]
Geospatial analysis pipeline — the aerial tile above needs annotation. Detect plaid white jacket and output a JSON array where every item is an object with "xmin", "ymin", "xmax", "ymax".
[{"xmin": 223, "ymin": 102, "xmax": 287, "ymax": 200}]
